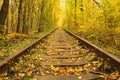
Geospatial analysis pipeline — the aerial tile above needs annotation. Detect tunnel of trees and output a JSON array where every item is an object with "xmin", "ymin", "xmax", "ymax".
[{"xmin": 0, "ymin": 0, "xmax": 120, "ymax": 63}]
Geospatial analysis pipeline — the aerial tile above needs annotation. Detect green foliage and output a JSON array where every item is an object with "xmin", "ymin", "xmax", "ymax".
[
  {"xmin": 82, "ymin": 50, "xmax": 91, "ymax": 56},
  {"xmin": 88, "ymin": 56, "xmax": 98, "ymax": 62}
]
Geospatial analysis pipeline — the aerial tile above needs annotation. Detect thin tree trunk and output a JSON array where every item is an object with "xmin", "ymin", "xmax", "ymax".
[
  {"xmin": 38, "ymin": 0, "xmax": 45, "ymax": 32},
  {"xmin": 16, "ymin": 0, "xmax": 23, "ymax": 33},
  {"xmin": 5, "ymin": 17, "xmax": 9, "ymax": 34},
  {"xmin": 22, "ymin": 4, "xmax": 26, "ymax": 33},
  {"xmin": 80, "ymin": 0, "xmax": 84, "ymax": 24},
  {"xmin": 74, "ymin": 0, "xmax": 77, "ymax": 27},
  {"xmin": 0, "ymin": 0, "xmax": 9, "ymax": 34}
]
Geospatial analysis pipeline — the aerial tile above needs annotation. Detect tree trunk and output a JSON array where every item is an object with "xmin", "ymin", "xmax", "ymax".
[
  {"xmin": 0, "ymin": 0, "xmax": 9, "ymax": 34},
  {"xmin": 80, "ymin": 0, "xmax": 84, "ymax": 24},
  {"xmin": 74, "ymin": 0, "xmax": 77, "ymax": 27},
  {"xmin": 22, "ymin": 5, "xmax": 26, "ymax": 33},
  {"xmin": 38, "ymin": 0, "xmax": 45, "ymax": 32},
  {"xmin": 5, "ymin": 17, "xmax": 9, "ymax": 34},
  {"xmin": 16, "ymin": 0, "xmax": 23, "ymax": 33}
]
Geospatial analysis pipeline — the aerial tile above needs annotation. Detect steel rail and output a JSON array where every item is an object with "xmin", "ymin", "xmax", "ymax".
[
  {"xmin": 64, "ymin": 29, "xmax": 120, "ymax": 70},
  {"xmin": 0, "ymin": 29, "xmax": 56, "ymax": 72}
]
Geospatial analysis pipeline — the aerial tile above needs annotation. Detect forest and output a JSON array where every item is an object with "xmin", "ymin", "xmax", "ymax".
[
  {"xmin": 0, "ymin": 0, "xmax": 58, "ymax": 57},
  {"xmin": 0, "ymin": 0, "xmax": 120, "ymax": 79},
  {"xmin": 64, "ymin": 0, "xmax": 120, "ymax": 57}
]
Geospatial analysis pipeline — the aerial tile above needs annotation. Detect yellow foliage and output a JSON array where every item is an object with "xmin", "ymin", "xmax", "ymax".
[
  {"xmin": 77, "ymin": 25, "xmax": 88, "ymax": 33},
  {"xmin": 116, "ymin": 27, "xmax": 120, "ymax": 33},
  {"xmin": 26, "ymin": 71, "xmax": 32, "ymax": 76},
  {"xmin": 7, "ymin": 33, "xmax": 28, "ymax": 39},
  {"xmin": 109, "ymin": 0, "xmax": 120, "ymax": 5}
]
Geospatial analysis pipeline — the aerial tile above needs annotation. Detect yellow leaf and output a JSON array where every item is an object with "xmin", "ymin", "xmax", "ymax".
[
  {"xmin": 31, "ymin": 64, "xmax": 35, "ymax": 68},
  {"xmin": 32, "ymin": 78, "xmax": 37, "ymax": 80},
  {"xmin": 18, "ymin": 73, "xmax": 25, "ymax": 77},
  {"xmin": 26, "ymin": 71, "xmax": 32, "ymax": 76},
  {"xmin": 78, "ymin": 75, "xmax": 82, "ymax": 80}
]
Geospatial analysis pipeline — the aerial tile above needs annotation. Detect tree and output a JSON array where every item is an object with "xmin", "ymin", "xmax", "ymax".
[
  {"xmin": 38, "ymin": 0, "xmax": 45, "ymax": 32},
  {"xmin": 0, "ymin": 0, "xmax": 10, "ymax": 34},
  {"xmin": 16, "ymin": 0, "xmax": 23, "ymax": 33},
  {"xmin": 74, "ymin": 0, "xmax": 77, "ymax": 27}
]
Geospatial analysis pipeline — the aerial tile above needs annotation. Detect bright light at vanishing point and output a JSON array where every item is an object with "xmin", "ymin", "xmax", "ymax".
[{"xmin": 60, "ymin": 0, "xmax": 66, "ymax": 9}]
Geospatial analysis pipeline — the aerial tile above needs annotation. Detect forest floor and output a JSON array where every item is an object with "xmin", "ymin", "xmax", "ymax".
[{"xmin": 0, "ymin": 28, "xmax": 55, "ymax": 61}]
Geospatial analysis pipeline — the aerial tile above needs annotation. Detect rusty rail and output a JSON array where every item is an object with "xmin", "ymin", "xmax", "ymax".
[
  {"xmin": 64, "ymin": 29, "xmax": 120, "ymax": 70},
  {"xmin": 0, "ymin": 29, "xmax": 56, "ymax": 72}
]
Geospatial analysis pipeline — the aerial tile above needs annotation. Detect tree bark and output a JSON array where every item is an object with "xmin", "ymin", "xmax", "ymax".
[
  {"xmin": 22, "ymin": 2, "xmax": 26, "ymax": 34},
  {"xmin": 16, "ymin": 0, "xmax": 23, "ymax": 33},
  {"xmin": 0, "ymin": 0, "xmax": 10, "ymax": 34},
  {"xmin": 38, "ymin": 0, "xmax": 45, "ymax": 32},
  {"xmin": 74, "ymin": 0, "xmax": 77, "ymax": 27}
]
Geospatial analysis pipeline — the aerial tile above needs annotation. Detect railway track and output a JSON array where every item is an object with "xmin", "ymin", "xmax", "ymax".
[{"xmin": 0, "ymin": 28, "xmax": 120, "ymax": 80}]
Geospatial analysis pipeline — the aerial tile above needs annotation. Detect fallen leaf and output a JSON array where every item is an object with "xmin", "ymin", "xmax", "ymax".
[{"xmin": 78, "ymin": 75, "xmax": 82, "ymax": 80}]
